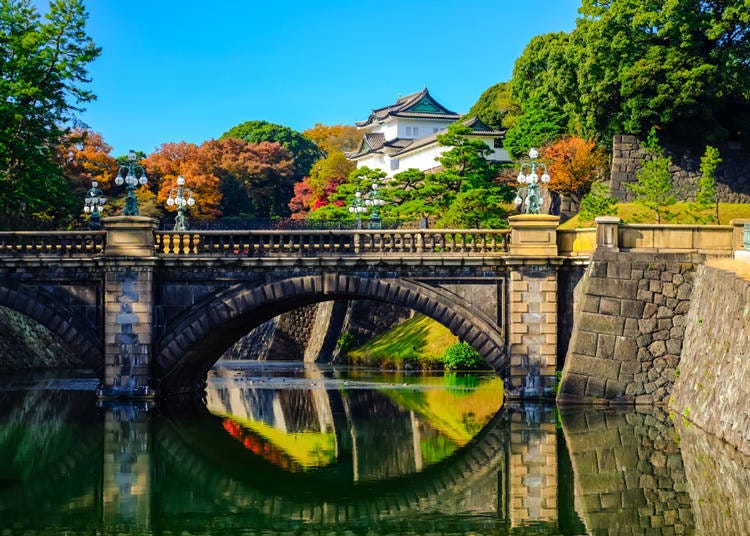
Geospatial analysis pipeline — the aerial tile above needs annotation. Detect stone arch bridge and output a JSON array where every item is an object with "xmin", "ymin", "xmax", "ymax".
[{"xmin": 0, "ymin": 215, "xmax": 742, "ymax": 399}]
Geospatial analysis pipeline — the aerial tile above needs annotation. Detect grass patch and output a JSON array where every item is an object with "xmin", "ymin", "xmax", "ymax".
[
  {"xmin": 346, "ymin": 313, "xmax": 458, "ymax": 369},
  {"xmin": 559, "ymin": 202, "xmax": 750, "ymax": 229}
]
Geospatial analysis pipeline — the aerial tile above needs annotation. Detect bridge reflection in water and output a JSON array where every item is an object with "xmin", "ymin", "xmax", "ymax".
[{"xmin": 0, "ymin": 365, "xmax": 749, "ymax": 534}]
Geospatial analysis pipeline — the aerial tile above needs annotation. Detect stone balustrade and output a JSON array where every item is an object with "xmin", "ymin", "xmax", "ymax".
[
  {"xmin": 155, "ymin": 228, "xmax": 511, "ymax": 257},
  {"xmin": 0, "ymin": 230, "xmax": 105, "ymax": 256}
]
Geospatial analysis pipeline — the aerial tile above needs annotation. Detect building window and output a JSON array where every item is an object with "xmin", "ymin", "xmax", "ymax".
[
  {"xmin": 494, "ymin": 138, "xmax": 503, "ymax": 148},
  {"xmin": 405, "ymin": 127, "xmax": 412, "ymax": 137},
  {"xmin": 433, "ymin": 128, "xmax": 439, "ymax": 133},
  {"xmin": 390, "ymin": 159, "xmax": 399, "ymax": 171},
  {"xmin": 412, "ymin": 127, "xmax": 418, "ymax": 137}
]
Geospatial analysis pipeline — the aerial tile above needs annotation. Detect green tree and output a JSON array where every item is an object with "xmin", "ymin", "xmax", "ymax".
[
  {"xmin": 503, "ymin": 97, "xmax": 567, "ymax": 160},
  {"xmin": 625, "ymin": 128, "xmax": 675, "ymax": 224},
  {"xmin": 0, "ymin": 0, "xmax": 100, "ymax": 224},
  {"xmin": 221, "ymin": 120, "xmax": 323, "ymax": 183},
  {"xmin": 465, "ymin": 82, "xmax": 520, "ymax": 130},
  {"xmin": 504, "ymin": 1, "xmax": 750, "ymax": 145},
  {"xmin": 577, "ymin": 182, "xmax": 618, "ymax": 224},
  {"xmin": 570, "ymin": 0, "xmax": 750, "ymax": 142},
  {"xmin": 695, "ymin": 145, "xmax": 722, "ymax": 223}
]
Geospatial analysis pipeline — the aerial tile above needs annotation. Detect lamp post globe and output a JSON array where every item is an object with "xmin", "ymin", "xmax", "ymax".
[
  {"xmin": 514, "ymin": 147, "xmax": 551, "ymax": 215},
  {"xmin": 83, "ymin": 179, "xmax": 106, "ymax": 230},
  {"xmin": 115, "ymin": 150, "xmax": 148, "ymax": 216},
  {"xmin": 165, "ymin": 175, "xmax": 196, "ymax": 231}
]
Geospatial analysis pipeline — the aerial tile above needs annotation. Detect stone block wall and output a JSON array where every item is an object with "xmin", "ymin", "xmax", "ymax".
[
  {"xmin": 508, "ymin": 266, "xmax": 559, "ymax": 396},
  {"xmin": 559, "ymin": 251, "xmax": 701, "ymax": 405},
  {"xmin": 337, "ymin": 299, "xmax": 415, "ymax": 352},
  {"xmin": 562, "ymin": 408, "xmax": 694, "ymax": 535},
  {"xmin": 670, "ymin": 265, "xmax": 750, "ymax": 455},
  {"xmin": 0, "ymin": 305, "xmax": 82, "ymax": 370},
  {"xmin": 610, "ymin": 135, "xmax": 750, "ymax": 203},
  {"xmin": 223, "ymin": 299, "xmax": 412, "ymax": 362},
  {"xmin": 223, "ymin": 304, "xmax": 318, "ymax": 361}
]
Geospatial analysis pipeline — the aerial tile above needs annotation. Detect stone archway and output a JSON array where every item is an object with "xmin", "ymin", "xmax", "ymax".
[
  {"xmin": 156, "ymin": 274, "xmax": 508, "ymax": 395},
  {"xmin": 0, "ymin": 283, "xmax": 102, "ymax": 372}
]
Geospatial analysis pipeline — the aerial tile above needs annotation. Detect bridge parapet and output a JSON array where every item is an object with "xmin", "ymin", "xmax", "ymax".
[
  {"xmin": 0, "ymin": 230, "xmax": 105, "ymax": 256},
  {"xmin": 155, "ymin": 229, "xmax": 510, "ymax": 257}
]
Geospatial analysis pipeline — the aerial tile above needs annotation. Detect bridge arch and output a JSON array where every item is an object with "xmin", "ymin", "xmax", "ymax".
[
  {"xmin": 156, "ymin": 274, "xmax": 508, "ymax": 394},
  {"xmin": 0, "ymin": 283, "xmax": 102, "ymax": 372}
]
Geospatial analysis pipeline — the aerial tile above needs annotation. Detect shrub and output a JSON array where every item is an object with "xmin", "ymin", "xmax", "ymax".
[
  {"xmin": 442, "ymin": 342, "xmax": 485, "ymax": 370},
  {"xmin": 336, "ymin": 333, "xmax": 356, "ymax": 355},
  {"xmin": 578, "ymin": 182, "xmax": 618, "ymax": 224}
]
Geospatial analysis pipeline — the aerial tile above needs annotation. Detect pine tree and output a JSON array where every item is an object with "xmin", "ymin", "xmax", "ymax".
[
  {"xmin": 625, "ymin": 129, "xmax": 675, "ymax": 224},
  {"xmin": 695, "ymin": 146, "xmax": 721, "ymax": 223}
]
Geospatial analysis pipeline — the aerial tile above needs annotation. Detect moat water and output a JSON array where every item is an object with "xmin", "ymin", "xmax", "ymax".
[{"xmin": 0, "ymin": 361, "xmax": 748, "ymax": 535}]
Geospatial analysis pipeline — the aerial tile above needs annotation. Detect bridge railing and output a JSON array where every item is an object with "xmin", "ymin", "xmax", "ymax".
[
  {"xmin": 0, "ymin": 231, "xmax": 106, "ymax": 256},
  {"xmin": 156, "ymin": 229, "xmax": 511, "ymax": 256}
]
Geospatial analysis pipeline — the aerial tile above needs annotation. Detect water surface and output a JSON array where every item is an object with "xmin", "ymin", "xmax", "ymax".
[{"xmin": 0, "ymin": 361, "xmax": 748, "ymax": 535}]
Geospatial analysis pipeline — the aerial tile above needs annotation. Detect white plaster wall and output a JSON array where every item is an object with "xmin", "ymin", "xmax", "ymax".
[{"xmin": 395, "ymin": 145, "xmax": 446, "ymax": 175}]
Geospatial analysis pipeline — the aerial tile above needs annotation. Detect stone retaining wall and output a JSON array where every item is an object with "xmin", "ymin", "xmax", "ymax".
[
  {"xmin": 558, "ymin": 251, "xmax": 701, "ymax": 405},
  {"xmin": 609, "ymin": 135, "xmax": 750, "ymax": 204},
  {"xmin": 0, "ymin": 305, "xmax": 82, "ymax": 370},
  {"xmin": 670, "ymin": 265, "xmax": 750, "ymax": 455},
  {"xmin": 223, "ymin": 299, "xmax": 413, "ymax": 363}
]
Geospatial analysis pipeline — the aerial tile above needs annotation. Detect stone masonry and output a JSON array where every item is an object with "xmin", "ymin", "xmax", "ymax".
[
  {"xmin": 609, "ymin": 134, "xmax": 750, "ymax": 204},
  {"xmin": 558, "ymin": 251, "xmax": 700, "ymax": 405},
  {"xmin": 508, "ymin": 265, "xmax": 558, "ymax": 397},
  {"xmin": 670, "ymin": 264, "xmax": 750, "ymax": 455}
]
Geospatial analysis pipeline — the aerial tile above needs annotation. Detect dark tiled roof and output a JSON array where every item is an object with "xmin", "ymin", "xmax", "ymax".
[
  {"xmin": 346, "ymin": 134, "xmax": 416, "ymax": 159},
  {"xmin": 355, "ymin": 88, "xmax": 460, "ymax": 127}
]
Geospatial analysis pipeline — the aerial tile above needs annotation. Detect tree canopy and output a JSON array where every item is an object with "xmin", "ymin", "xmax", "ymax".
[
  {"xmin": 0, "ymin": 0, "xmax": 100, "ymax": 223},
  {"xmin": 505, "ymin": 0, "xmax": 750, "ymax": 147},
  {"xmin": 221, "ymin": 120, "xmax": 323, "ymax": 182},
  {"xmin": 465, "ymin": 82, "xmax": 519, "ymax": 131},
  {"xmin": 302, "ymin": 123, "xmax": 360, "ymax": 155}
]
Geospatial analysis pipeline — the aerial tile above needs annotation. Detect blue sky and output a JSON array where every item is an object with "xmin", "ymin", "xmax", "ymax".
[{"xmin": 40, "ymin": 0, "xmax": 581, "ymax": 155}]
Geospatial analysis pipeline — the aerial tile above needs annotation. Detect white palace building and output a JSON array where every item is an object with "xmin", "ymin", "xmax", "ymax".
[{"xmin": 346, "ymin": 88, "xmax": 510, "ymax": 176}]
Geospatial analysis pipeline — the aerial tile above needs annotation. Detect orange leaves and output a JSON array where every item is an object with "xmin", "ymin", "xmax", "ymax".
[
  {"xmin": 542, "ymin": 136, "xmax": 609, "ymax": 203},
  {"xmin": 143, "ymin": 141, "xmax": 222, "ymax": 218},
  {"xmin": 59, "ymin": 128, "xmax": 118, "ymax": 192},
  {"xmin": 303, "ymin": 123, "xmax": 360, "ymax": 154},
  {"xmin": 143, "ymin": 138, "xmax": 297, "ymax": 219}
]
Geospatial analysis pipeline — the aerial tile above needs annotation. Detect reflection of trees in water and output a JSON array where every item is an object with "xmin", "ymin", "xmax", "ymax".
[
  {"xmin": 0, "ymin": 390, "xmax": 97, "ymax": 480},
  {"xmin": 0, "ymin": 390, "xmax": 101, "ymax": 526}
]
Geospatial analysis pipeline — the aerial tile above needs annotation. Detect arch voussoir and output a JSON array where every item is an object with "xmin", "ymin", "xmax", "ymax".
[
  {"xmin": 156, "ymin": 273, "xmax": 508, "ymax": 395},
  {"xmin": 0, "ymin": 283, "xmax": 102, "ymax": 370}
]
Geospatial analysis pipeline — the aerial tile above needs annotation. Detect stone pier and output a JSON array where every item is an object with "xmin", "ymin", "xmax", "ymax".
[
  {"xmin": 507, "ymin": 215, "xmax": 561, "ymax": 397},
  {"xmin": 98, "ymin": 217, "xmax": 158, "ymax": 399}
]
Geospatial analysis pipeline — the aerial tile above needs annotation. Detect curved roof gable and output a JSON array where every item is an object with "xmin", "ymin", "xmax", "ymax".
[{"xmin": 355, "ymin": 88, "xmax": 460, "ymax": 128}]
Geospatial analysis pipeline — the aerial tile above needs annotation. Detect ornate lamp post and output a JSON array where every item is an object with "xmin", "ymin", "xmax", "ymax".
[
  {"xmin": 83, "ymin": 180, "xmax": 106, "ymax": 230},
  {"xmin": 514, "ymin": 147, "xmax": 551, "ymax": 214},
  {"xmin": 115, "ymin": 150, "xmax": 148, "ymax": 216},
  {"xmin": 165, "ymin": 175, "xmax": 196, "ymax": 231},
  {"xmin": 365, "ymin": 178, "xmax": 386, "ymax": 229},
  {"xmin": 348, "ymin": 188, "xmax": 367, "ymax": 230}
]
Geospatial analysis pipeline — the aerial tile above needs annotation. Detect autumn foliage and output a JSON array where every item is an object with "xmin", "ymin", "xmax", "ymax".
[
  {"xmin": 542, "ymin": 136, "xmax": 608, "ymax": 205},
  {"xmin": 302, "ymin": 123, "xmax": 360, "ymax": 154},
  {"xmin": 143, "ymin": 141, "xmax": 222, "ymax": 218},
  {"xmin": 143, "ymin": 138, "xmax": 296, "ymax": 219},
  {"xmin": 59, "ymin": 128, "xmax": 118, "ymax": 194}
]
